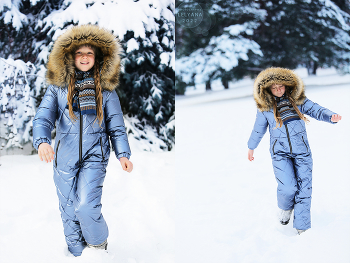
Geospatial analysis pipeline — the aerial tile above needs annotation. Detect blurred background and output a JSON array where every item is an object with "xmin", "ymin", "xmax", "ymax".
[{"xmin": 176, "ymin": 0, "xmax": 350, "ymax": 95}]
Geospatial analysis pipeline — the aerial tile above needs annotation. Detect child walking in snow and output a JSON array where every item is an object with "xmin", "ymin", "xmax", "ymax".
[
  {"xmin": 33, "ymin": 25, "xmax": 133, "ymax": 256},
  {"xmin": 247, "ymin": 67, "xmax": 341, "ymax": 234}
]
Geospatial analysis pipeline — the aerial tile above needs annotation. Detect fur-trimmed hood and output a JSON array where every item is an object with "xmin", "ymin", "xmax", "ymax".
[
  {"xmin": 253, "ymin": 67, "xmax": 306, "ymax": 111},
  {"xmin": 46, "ymin": 24, "xmax": 122, "ymax": 91}
]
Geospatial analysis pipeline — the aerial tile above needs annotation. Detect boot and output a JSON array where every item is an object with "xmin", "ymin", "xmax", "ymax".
[
  {"xmin": 279, "ymin": 209, "xmax": 293, "ymax": 225},
  {"xmin": 297, "ymin": 229, "xmax": 306, "ymax": 235},
  {"xmin": 87, "ymin": 239, "xmax": 108, "ymax": 250}
]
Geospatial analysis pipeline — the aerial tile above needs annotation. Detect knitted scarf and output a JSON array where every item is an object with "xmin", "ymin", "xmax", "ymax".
[
  {"xmin": 70, "ymin": 69, "xmax": 97, "ymax": 115},
  {"xmin": 276, "ymin": 95, "xmax": 300, "ymax": 124}
]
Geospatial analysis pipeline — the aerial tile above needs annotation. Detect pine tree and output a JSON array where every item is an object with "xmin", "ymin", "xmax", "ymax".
[
  {"xmin": 254, "ymin": 0, "xmax": 350, "ymax": 75},
  {"xmin": 176, "ymin": 0, "xmax": 265, "ymax": 91},
  {"xmin": 119, "ymin": 16, "xmax": 175, "ymax": 150}
]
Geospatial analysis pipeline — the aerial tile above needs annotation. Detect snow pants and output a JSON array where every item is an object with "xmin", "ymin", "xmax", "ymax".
[
  {"xmin": 53, "ymin": 161, "xmax": 109, "ymax": 256},
  {"xmin": 272, "ymin": 152, "xmax": 313, "ymax": 230}
]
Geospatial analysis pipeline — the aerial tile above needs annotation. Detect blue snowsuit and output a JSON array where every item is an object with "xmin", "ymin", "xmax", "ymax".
[
  {"xmin": 248, "ymin": 98, "xmax": 335, "ymax": 230},
  {"xmin": 32, "ymin": 24, "xmax": 131, "ymax": 256},
  {"xmin": 33, "ymin": 85, "xmax": 130, "ymax": 255}
]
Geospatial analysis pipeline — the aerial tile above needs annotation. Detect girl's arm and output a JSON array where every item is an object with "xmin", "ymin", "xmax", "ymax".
[
  {"xmin": 104, "ymin": 90, "xmax": 132, "ymax": 162},
  {"xmin": 32, "ymin": 85, "xmax": 58, "ymax": 150},
  {"xmin": 300, "ymin": 98, "xmax": 340, "ymax": 124},
  {"xmin": 247, "ymin": 110, "xmax": 268, "ymax": 152}
]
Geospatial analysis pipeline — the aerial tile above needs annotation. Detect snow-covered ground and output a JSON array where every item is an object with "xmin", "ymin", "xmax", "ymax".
[
  {"xmin": 175, "ymin": 68, "xmax": 350, "ymax": 263},
  {"xmin": 0, "ymin": 149, "xmax": 174, "ymax": 263},
  {"xmin": 1, "ymin": 68, "xmax": 349, "ymax": 263}
]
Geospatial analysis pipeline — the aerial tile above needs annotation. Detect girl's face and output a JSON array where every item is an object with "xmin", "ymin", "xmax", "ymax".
[
  {"xmin": 270, "ymin": 84, "xmax": 285, "ymax": 97},
  {"xmin": 74, "ymin": 46, "xmax": 95, "ymax": 72}
]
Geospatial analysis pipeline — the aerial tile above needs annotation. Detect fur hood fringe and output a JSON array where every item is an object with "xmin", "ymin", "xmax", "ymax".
[
  {"xmin": 46, "ymin": 24, "xmax": 122, "ymax": 91},
  {"xmin": 253, "ymin": 67, "xmax": 306, "ymax": 111}
]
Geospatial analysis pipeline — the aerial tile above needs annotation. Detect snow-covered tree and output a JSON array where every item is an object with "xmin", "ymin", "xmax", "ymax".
[
  {"xmin": 254, "ymin": 0, "xmax": 350, "ymax": 74},
  {"xmin": 176, "ymin": 0, "xmax": 266, "ymax": 92},
  {"xmin": 0, "ymin": 58, "xmax": 36, "ymax": 150}
]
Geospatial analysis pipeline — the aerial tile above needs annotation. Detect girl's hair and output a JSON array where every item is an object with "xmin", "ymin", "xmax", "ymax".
[
  {"xmin": 271, "ymin": 86, "xmax": 309, "ymax": 128},
  {"xmin": 67, "ymin": 44, "xmax": 103, "ymax": 126}
]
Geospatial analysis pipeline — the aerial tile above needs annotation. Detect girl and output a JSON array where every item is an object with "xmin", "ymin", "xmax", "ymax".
[
  {"xmin": 33, "ymin": 24, "xmax": 133, "ymax": 256},
  {"xmin": 247, "ymin": 67, "xmax": 341, "ymax": 234}
]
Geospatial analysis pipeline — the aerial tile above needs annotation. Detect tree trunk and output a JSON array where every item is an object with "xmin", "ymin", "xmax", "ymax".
[
  {"xmin": 222, "ymin": 79, "xmax": 229, "ymax": 89},
  {"xmin": 205, "ymin": 80, "xmax": 211, "ymax": 91},
  {"xmin": 312, "ymin": 61, "xmax": 318, "ymax": 75}
]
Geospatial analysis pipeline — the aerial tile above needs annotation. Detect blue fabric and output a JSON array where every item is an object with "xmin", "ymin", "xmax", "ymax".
[
  {"xmin": 33, "ymin": 85, "xmax": 131, "ymax": 256},
  {"xmin": 248, "ymin": 97, "xmax": 336, "ymax": 230}
]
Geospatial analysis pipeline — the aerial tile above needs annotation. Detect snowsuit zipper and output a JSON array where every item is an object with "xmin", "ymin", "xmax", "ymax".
[
  {"xmin": 302, "ymin": 136, "xmax": 308, "ymax": 152},
  {"xmin": 284, "ymin": 123, "xmax": 292, "ymax": 154},
  {"xmin": 79, "ymin": 111, "xmax": 83, "ymax": 162},
  {"xmin": 55, "ymin": 140, "xmax": 60, "ymax": 167}
]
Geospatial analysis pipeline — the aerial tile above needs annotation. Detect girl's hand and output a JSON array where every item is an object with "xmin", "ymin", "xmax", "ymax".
[
  {"xmin": 248, "ymin": 149, "xmax": 254, "ymax": 161},
  {"xmin": 331, "ymin": 114, "xmax": 342, "ymax": 123},
  {"xmin": 38, "ymin": 143, "xmax": 55, "ymax": 163},
  {"xmin": 120, "ymin": 157, "xmax": 133, "ymax": 173}
]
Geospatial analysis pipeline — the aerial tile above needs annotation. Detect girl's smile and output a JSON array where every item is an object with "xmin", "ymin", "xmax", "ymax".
[{"xmin": 75, "ymin": 46, "xmax": 95, "ymax": 71}]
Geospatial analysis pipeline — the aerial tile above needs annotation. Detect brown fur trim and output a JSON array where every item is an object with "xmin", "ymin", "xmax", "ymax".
[
  {"xmin": 46, "ymin": 24, "xmax": 122, "ymax": 91},
  {"xmin": 253, "ymin": 67, "xmax": 306, "ymax": 111}
]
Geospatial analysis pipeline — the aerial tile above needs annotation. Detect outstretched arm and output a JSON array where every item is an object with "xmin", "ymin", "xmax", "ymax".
[{"xmin": 300, "ymin": 98, "xmax": 339, "ymax": 124}]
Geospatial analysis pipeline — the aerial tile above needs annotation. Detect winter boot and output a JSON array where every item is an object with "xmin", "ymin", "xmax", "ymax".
[
  {"xmin": 87, "ymin": 239, "xmax": 108, "ymax": 250},
  {"xmin": 297, "ymin": 229, "xmax": 306, "ymax": 235},
  {"xmin": 279, "ymin": 209, "xmax": 293, "ymax": 225}
]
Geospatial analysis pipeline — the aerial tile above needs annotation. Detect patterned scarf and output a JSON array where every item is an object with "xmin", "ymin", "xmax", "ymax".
[
  {"xmin": 70, "ymin": 69, "xmax": 97, "ymax": 115},
  {"xmin": 276, "ymin": 94, "xmax": 300, "ymax": 124}
]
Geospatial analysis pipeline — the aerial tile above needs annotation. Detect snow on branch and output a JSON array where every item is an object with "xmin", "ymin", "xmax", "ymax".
[
  {"xmin": 176, "ymin": 22, "xmax": 263, "ymax": 84},
  {"xmin": 0, "ymin": 58, "xmax": 36, "ymax": 149}
]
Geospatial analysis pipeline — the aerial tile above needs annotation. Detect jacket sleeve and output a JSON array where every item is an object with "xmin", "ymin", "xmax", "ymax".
[
  {"xmin": 247, "ymin": 110, "xmax": 268, "ymax": 150},
  {"xmin": 104, "ymin": 90, "xmax": 131, "ymax": 159},
  {"xmin": 300, "ymin": 97, "xmax": 336, "ymax": 124},
  {"xmin": 32, "ymin": 85, "xmax": 58, "ymax": 150}
]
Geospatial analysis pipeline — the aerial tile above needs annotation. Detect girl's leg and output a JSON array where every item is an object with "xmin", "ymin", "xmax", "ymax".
[
  {"xmin": 74, "ymin": 162, "xmax": 109, "ymax": 246},
  {"xmin": 292, "ymin": 153, "xmax": 313, "ymax": 230},
  {"xmin": 272, "ymin": 154, "xmax": 298, "ymax": 211},
  {"xmin": 53, "ymin": 166, "xmax": 86, "ymax": 256}
]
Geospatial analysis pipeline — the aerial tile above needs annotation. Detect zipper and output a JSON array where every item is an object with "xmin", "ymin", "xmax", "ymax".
[
  {"xmin": 100, "ymin": 137, "xmax": 104, "ymax": 161},
  {"xmin": 79, "ymin": 111, "xmax": 83, "ymax": 162},
  {"xmin": 272, "ymin": 139, "xmax": 277, "ymax": 155},
  {"xmin": 302, "ymin": 136, "xmax": 308, "ymax": 152},
  {"xmin": 55, "ymin": 140, "xmax": 61, "ymax": 167},
  {"xmin": 284, "ymin": 123, "xmax": 292, "ymax": 154}
]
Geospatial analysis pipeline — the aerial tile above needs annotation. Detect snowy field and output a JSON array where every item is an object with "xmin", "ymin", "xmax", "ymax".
[
  {"xmin": 176, "ymin": 68, "xmax": 350, "ymax": 263},
  {"xmin": 0, "ymin": 68, "xmax": 349, "ymax": 263},
  {"xmin": 0, "ymin": 147, "xmax": 175, "ymax": 263}
]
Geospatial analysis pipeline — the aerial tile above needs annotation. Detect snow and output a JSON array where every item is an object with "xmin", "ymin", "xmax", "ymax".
[
  {"xmin": 175, "ymin": 69, "xmax": 350, "ymax": 262},
  {"xmin": 42, "ymin": 0, "xmax": 172, "ymax": 41},
  {"xmin": 126, "ymin": 38, "xmax": 139, "ymax": 53},
  {"xmin": 0, "ymin": 149, "xmax": 174, "ymax": 263}
]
